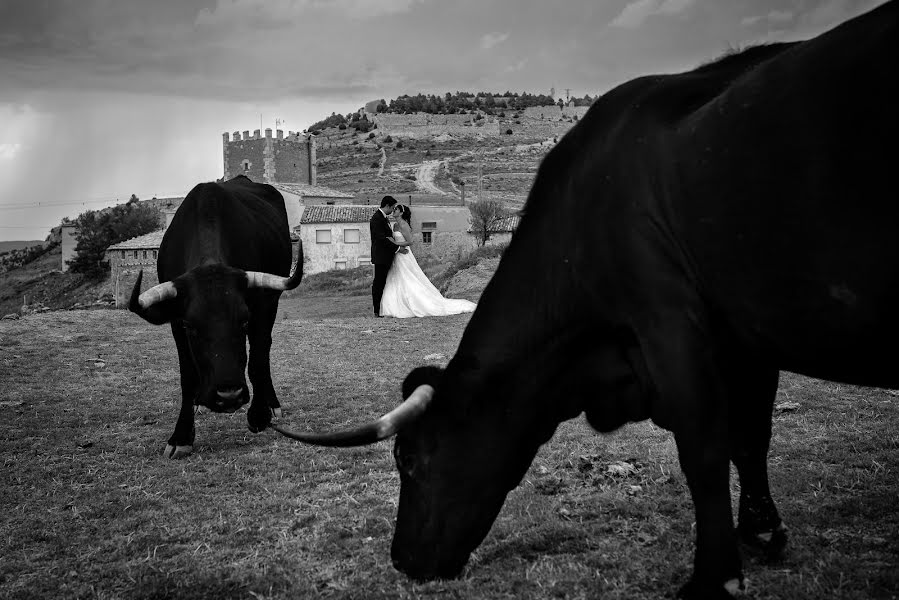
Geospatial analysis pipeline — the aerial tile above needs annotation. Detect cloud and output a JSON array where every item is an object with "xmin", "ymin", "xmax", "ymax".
[
  {"xmin": 768, "ymin": 10, "xmax": 794, "ymax": 22},
  {"xmin": 195, "ymin": 0, "xmax": 426, "ymax": 26},
  {"xmin": 741, "ymin": 9, "xmax": 794, "ymax": 27},
  {"xmin": 609, "ymin": 0, "xmax": 694, "ymax": 29},
  {"xmin": 656, "ymin": 0, "xmax": 693, "ymax": 16},
  {"xmin": 504, "ymin": 59, "xmax": 527, "ymax": 73},
  {"xmin": 0, "ymin": 143, "xmax": 21, "ymax": 160},
  {"xmin": 480, "ymin": 31, "xmax": 509, "ymax": 50}
]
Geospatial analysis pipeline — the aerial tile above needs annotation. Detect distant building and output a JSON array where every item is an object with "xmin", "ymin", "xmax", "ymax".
[
  {"xmin": 276, "ymin": 183, "xmax": 355, "ymax": 230},
  {"xmin": 222, "ymin": 129, "xmax": 316, "ymax": 185},
  {"xmin": 297, "ymin": 203, "xmax": 492, "ymax": 275}
]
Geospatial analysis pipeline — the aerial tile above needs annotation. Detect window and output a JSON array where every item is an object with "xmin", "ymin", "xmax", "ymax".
[
  {"xmin": 334, "ymin": 260, "xmax": 347, "ymax": 270},
  {"xmin": 242, "ymin": 160, "xmax": 250, "ymax": 172},
  {"xmin": 326, "ymin": 201, "xmax": 335, "ymax": 205},
  {"xmin": 133, "ymin": 250, "xmax": 138, "ymax": 259},
  {"xmin": 152, "ymin": 250, "xmax": 158, "ymax": 259},
  {"xmin": 421, "ymin": 231, "xmax": 432, "ymax": 244},
  {"xmin": 344, "ymin": 228, "xmax": 361, "ymax": 244},
  {"xmin": 358, "ymin": 256, "xmax": 371, "ymax": 267},
  {"xmin": 142, "ymin": 251, "xmax": 148, "ymax": 259},
  {"xmin": 316, "ymin": 229, "xmax": 332, "ymax": 244},
  {"xmin": 121, "ymin": 250, "xmax": 126, "ymax": 259},
  {"xmin": 421, "ymin": 221, "xmax": 437, "ymax": 229}
]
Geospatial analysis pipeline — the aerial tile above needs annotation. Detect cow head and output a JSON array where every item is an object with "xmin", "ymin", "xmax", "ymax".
[{"xmin": 129, "ymin": 264, "xmax": 302, "ymax": 412}]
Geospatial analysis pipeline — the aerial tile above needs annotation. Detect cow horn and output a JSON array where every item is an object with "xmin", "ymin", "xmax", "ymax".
[
  {"xmin": 272, "ymin": 384, "xmax": 434, "ymax": 447},
  {"xmin": 130, "ymin": 270, "xmax": 178, "ymax": 310},
  {"xmin": 246, "ymin": 265, "xmax": 303, "ymax": 291}
]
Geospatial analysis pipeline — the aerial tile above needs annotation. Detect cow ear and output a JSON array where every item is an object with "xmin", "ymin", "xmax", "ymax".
[{"xmin": 401, "ymin": 365, "xmax": 444, "ymax": 400}]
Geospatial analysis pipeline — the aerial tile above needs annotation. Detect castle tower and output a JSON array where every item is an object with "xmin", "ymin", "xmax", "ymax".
[{"xmin": 222, "ymin": 128, "xmax": 317, "ymax": 185}]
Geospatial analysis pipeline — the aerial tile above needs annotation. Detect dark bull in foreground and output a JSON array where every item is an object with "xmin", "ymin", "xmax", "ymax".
[
  {"xmin": 276, "ymin": 3, "xmax": 897, "ymax": 598},
  {"xmin": 131, "ymin": 175, "xmax": 301, "ymax": 459}
]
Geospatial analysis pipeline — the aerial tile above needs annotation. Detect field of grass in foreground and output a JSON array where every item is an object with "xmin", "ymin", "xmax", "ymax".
[{"xmin": 0, "ymin": 294, "xmax": 897, "ymax": 599}]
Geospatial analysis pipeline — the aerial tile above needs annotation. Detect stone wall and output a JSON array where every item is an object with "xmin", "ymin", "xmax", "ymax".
[
  {"xmin": 222, "ymin": 129, "xmax": 315, "ymax": 184},
  {"xmin": 521, "ymin": 105, "xmax": 591, "ymax": 120},
  {"xmin": 370, "ymin": 113, "xmax": 501, "ymax": 138}
]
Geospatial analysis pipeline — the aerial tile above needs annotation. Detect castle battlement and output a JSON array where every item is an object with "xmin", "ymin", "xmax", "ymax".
[
  {"xmin": 222, "ymin": 125, "xmax": 317, "ymax": 185},
  {"xmin": 223, "ymin": 129, "xmax": 310, "ymax": 143}
]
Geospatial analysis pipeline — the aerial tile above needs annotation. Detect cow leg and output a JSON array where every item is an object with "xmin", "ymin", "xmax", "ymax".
[
  {"xmin": 166, "ymin": 323, "xmax": 197, "ymax": 459},
  {"xmin": 674, "ymin": 427, "xmax": 743, "ymax": 599},
  {"xmin": 246, "ymin": 294, "xmax": 279, "ymax": 433},
  {"xmin": 729, "ymin": 366, "xmax": 787, "ymax": 560},
  {"xmin": 637, "ymin": 314, "xmax": 743, "ymax": 598}
]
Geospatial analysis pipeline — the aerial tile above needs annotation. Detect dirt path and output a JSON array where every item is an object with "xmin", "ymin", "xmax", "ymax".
[
  {"xmin": 415, "ymin": 160, "xmax": 446, "ymax": 195},
  {"xmin": 377, "ymin": 147, "xmax": 387, "ymax": 177}
]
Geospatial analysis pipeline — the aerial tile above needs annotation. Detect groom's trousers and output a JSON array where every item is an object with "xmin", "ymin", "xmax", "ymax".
[{"xmin": 372, "ymin": 262, "xmax": 391, "ymax": 315}]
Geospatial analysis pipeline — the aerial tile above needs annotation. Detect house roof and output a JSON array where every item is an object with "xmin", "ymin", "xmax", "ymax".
[
  {"xmin": 470, "ymin": 215, "xmax": 520, "ymax": 234},
  {"xmin": 274, "ymin": 183, "xmax": 354, "ymax": 199},
  {"xmin": 300, "ymin": 205, "xmax": 379, "ymax": 224},
  {"xmin": 107, "ymin": 229, "xmax": 166, "ymax": 251}
]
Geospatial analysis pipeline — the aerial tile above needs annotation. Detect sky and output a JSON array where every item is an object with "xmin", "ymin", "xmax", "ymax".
[{"xmin": 0, "ymin": 0, "xmax": 887, "ymax": 241}]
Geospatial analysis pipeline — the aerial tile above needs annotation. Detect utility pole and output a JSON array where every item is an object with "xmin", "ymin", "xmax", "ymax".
[{"xmin": 564, "ymin": 88, "xmax": 571, "ymax": 100}]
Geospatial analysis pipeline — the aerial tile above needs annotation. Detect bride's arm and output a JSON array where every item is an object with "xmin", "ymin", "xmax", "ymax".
[{"xmin": 394, "ymin": 221, "xmax": 414, "ymax": 247}]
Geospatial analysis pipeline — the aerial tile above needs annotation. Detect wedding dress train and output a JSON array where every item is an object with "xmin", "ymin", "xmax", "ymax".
[{"xmin": 380, "ymin": 231, "xmax": 477, "ymax": 318}]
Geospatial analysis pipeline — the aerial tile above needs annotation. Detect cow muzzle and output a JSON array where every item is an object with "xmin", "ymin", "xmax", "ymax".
[{"xmin": 202, "ymin": 385, "xmax": 249, "ymax": 412}]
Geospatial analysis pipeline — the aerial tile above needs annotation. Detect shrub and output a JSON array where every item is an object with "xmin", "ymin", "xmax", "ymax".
[
  {"xmin": 384, "ymin": 135, "xmax": 393, "ymax": 143},
  {"xmin": 68, "ymin": 196, "xmax": 161, "ymax": 279},
  {"xmin": 395, "ymin": 140, "xmax": 404, "ymax": 148},
  {"xmin": 368, "ymin": 132, "xmax": 375, "ymax": 139},
  {"xmin": 338, "ymin": 123, "xmax": 347, "ymax": 130},
  {"xmin": 506, "ymin": 129, "xmax": 513, "ymax": 135},
  {"xmin": 370, "ymin": 161, "xmax": 380, "ymax": 168}
]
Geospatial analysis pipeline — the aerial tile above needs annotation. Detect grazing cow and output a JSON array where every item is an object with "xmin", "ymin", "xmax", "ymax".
[
  {"xmin": 274, "ymin": 2, "xmax": 897, "ymax": 598},
  {"xmin": 130, "ymin": 175, "xmax": 302, "ymax": 459}
]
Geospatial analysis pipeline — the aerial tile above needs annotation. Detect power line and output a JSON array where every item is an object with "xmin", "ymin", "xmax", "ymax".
[
  {"xmin": 0, "ymin": 225, "xmax": 59, "ymax": 229},
  {"xmin": 0, "ymin": 198, "xmax": 122, "ymax": 211}
]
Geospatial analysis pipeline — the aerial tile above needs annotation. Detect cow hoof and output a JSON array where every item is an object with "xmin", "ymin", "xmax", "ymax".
[
  {"xmin": 163, "ymin": 444, "xmax": 193, "ymax": 459},
  {"xmin": 272, "ymin": 407, "xmax": 283, "ymax": 418},
  {"xmin": 247, "ymin": 420, "xmax": 269, "ymax": 434},
  {"xmin": 739, "ymin": 523, "xmax": 788, "ymax": 561},
  {"xmin": 678, "ymin": 577, "xmax": 746, "ymax": 599}
]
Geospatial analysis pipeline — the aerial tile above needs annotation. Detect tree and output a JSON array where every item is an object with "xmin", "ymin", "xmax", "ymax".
[
  {"xmin": 68, "ymin": 197, "xmax": 161, "ymax": 279},
  {"xmin": 468, "ymin": 199, "xmax": 510, "ymax": 247}
]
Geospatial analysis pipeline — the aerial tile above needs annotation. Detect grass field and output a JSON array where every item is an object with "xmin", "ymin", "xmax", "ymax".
[{"xmin": 1, "ymin": 294, "xmax": 897, "ymax": 599}]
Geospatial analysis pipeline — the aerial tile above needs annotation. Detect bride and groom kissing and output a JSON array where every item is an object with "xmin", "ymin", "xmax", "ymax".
[{"xmin": 370, "ymin": 195, "xmax": 477, "ymax": 319}]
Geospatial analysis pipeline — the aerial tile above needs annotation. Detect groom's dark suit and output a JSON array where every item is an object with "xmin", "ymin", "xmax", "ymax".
[{"xmin": 370, "ymin": 208, "xmax": 396, "ymax": 316}]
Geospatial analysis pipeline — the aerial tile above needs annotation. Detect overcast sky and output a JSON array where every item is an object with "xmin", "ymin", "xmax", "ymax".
[{"xmin": 0, "ymin": 0, "xmax": 886, "ymax": 241}]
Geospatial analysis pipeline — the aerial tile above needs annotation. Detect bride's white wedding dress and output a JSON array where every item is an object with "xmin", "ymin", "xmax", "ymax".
[{"xmin": 380, "ymin": 230, "xmax": 477, "ymax": 318}]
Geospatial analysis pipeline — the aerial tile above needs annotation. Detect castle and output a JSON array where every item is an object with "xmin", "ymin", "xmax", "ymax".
[{"xmin": 222, "ymin": 128, "xmax": 317, "ymax": 185}]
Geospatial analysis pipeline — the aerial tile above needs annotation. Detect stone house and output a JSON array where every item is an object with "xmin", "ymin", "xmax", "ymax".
[{"xmin": 297, "ymin": 203, "xmax": 506, "ymax": 275}]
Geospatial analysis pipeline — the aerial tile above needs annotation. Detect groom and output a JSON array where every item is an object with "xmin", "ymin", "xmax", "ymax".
[{"xmin": 370, "ymin": 195, "xmax": 403, "ymax": 317}]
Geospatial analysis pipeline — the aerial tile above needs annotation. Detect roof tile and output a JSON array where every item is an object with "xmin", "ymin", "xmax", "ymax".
[{"xmin": 300, "ymin": 205, "xmax": 379, "ymax": 224}]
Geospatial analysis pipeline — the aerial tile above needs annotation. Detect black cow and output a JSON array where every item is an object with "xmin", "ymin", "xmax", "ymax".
[
  {"xmin": 274, "ymin": 2, "xmax": 897, "ymax": 598},
  {"xmin": 130, "ymin": 175, "xmax": 302, "ymax": 459}
]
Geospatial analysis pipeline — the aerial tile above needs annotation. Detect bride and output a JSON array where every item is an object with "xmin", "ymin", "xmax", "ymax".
[{"xmin": 379, "ymin": 204, "xmax": 477, "ymax": 318}]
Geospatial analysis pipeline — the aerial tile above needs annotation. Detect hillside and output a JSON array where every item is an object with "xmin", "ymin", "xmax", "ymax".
[
  {"xmin": 0, "ymin": 241, "xmax": 43, "ymax": 253},
  {"xmin": 312, "ymin": 107, "xmax": 583, "ymax": 206},
  {"xmin": 0, "ymin": 245, "xmax": 115, "ymax": 317}
]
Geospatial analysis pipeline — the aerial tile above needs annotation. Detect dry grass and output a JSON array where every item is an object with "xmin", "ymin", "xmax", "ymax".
[{"xmin": 1, "ymin": 297, "xmax": 897, "ymax": 599}]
